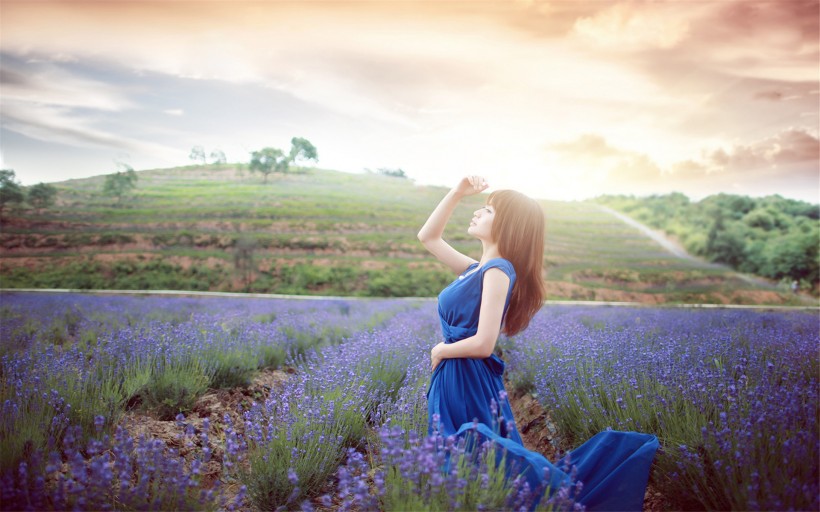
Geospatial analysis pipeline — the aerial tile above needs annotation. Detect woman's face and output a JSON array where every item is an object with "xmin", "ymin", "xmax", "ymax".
[{"xmin": 468, "ymin": 204, "xmax": 495, "ymax": 241}]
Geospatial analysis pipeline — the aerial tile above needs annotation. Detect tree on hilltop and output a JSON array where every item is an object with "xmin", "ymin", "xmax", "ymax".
[
  {"xmin": 377, "ymin": 167, "xmax": 407, "ymax": 179},
  {"xmin": 249, "ymin": 138, "xmax": 318, "ymax": 182},
  {"xmin": 0, "ymin": 169, "xmax": 24, "ymax": 218},
  {"xmin": 103, "ymin": 164, "xmax": 138, "ymax": 205},
  {"xmin": 28, "ymin": 182, "xmax": 58, "ymax": 213},
  {"xmin": 288, "ymin": 137, "xmax": 318, "ymax": 168},
  {"xmin": 189, "ymin": 145, "xmax": 207, "ymax": 165},
  {"xmin": 209, "ymin": 149, "xmax": 227, "ymax": 165},
  {"xmin": 249, "ymin": 147, "xmax": 289, "ymax": 183}
]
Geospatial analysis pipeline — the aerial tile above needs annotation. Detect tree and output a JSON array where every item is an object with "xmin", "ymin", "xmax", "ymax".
[
  {"xmin": 189, "ymin": 146, "xmax": 207, "ymax": 164},
  {"xmin": 234, "ymin": 236, "xmax": 258, "ymax": 292},
  {"xmin": 377, "ymin": 167, "xmax": 407, "ymax": 178},
  {"xmin": 706, "ymin": 215, "xmax": 747, "ymax": 268},
  {"xmin": 209, "ymin": 149, "xmax": 227, "ymax": 165},
  {"xmin": 288, "ymin": 137, "xmax": 318, "ymax": 168},
  {"xmin": 103, "ymin": 165, "xmax": 138, "ymax": 204},
  {"xmin": 0, "ymin": 169, "xmax": 25, "ymax": 218},
  {"xmin": 249, "ymin": 138, "xmax": 318, "ymax": 182},
  {"xmin": 28, "ymin": 183, "xmax": 58, "ymax": 213},
  {"xmin": 249, "ymin": 147, "xmax": 288, "ymax": 183}
]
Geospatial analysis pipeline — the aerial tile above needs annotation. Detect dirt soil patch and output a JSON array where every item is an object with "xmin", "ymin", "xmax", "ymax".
[{"xmin": 117, "ymin": 368, "xmax": 291, "ymax": 504}]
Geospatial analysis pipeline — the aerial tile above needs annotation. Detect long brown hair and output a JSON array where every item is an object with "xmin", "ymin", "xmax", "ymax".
[{"xmin": 487, "ymin": 190, "xmax": 547, "ymax": 336}]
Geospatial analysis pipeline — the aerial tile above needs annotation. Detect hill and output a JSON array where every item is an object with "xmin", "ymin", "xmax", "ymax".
[
  {"xmin": 595, "ymin": 193, "xmax": 818, "ymax": 296},
  {"xmin": 0, "ymin": 165, "xmax": 807, "ymax": 305}
]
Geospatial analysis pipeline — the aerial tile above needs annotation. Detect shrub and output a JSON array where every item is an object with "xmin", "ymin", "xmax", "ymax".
[
  {"xmin": 203, "ymin": 348, "xmax": 258, "ymax": 389},
  {"xmin": 138, "ymin": 359, "xmax": 209, "ymax": 420}
]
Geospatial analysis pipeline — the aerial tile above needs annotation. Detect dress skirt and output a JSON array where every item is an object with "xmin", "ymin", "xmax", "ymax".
[{"xmin": 427, "ymin": 354, "xmax": 659, "ymax": 511}]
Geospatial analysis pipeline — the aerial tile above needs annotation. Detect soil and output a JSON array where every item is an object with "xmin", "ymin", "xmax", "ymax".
[{"xmin": 117, "ymin": 368, "xmax": 292, "ymax": 506}]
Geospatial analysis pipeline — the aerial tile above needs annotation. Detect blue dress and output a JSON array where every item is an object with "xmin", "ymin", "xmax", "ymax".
[{"xmin": 427, "ymin": 258, "xmax": 659, "ymax": 511}]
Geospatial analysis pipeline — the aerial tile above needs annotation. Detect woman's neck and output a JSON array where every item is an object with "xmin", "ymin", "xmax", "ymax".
[{"xmin": 480, "ymin": 242, "xmax": 501, "ymax": 265}]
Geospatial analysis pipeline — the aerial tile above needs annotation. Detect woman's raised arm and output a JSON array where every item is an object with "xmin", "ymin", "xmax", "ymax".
[{"xmin": 417, "ymin": 176, "xmax": 488, "ymax": 274}]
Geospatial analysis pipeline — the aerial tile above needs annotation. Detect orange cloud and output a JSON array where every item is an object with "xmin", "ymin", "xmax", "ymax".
[{"xmin": 547, "ymin": 129, "xmax": 819, "ymax": 199}]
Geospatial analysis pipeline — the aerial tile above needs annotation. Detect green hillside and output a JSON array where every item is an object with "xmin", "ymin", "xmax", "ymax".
[{"xmin": 0, "ymin": 165, "xmax": 806, "ymax": 305}]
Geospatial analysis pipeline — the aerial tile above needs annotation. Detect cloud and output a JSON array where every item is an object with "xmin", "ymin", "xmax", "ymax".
[
  {"xmin": 1, "ymin": 101, "xmax": 179, "ymax": 159},
  {"xmin": 572, "ymin": 1, "xmax": 694, "ymax": 50},
  {"xmin": 544, "ymin": 133, "xmax": 664, "ymax": 196},
  {"xmin": 0, "ymin": 1, "xmax": 816, "ymax": 202},
  {"xmin": 547, "ymin": 129, "xmax": 819, "ymax": 199},
  {"xmin": 0, "ymin": 58, "xmax": 133, "ymax": 111},
  {"xmin": 0, "ymin": 67, "xmax": 30, "ymax": 86},
  {"xmin": 694, "ymin": 128, "xmax": 819, "ymax": 174}
]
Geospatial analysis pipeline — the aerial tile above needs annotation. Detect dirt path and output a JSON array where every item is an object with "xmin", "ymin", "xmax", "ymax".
[
  {"xmin": 596, "ymin": 204, "xmax": 795, "ymax": 293},
  {"xmin": 596, "ymin": 204, "xmax": 698, "ymax": 261}
]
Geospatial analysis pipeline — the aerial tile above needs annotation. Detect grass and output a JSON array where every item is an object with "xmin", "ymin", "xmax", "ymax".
[{"xmin": 1, "ymin": 164, "xmax": 804, "ymax": 304}]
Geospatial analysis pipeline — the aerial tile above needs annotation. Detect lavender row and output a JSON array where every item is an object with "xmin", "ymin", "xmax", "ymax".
[
  {"xmin": 504, "ymin": 306, "xmax": 819, "ymax": 510},
  {"xmin": 5, "ymin": 291, "xmax": 816, "ymax": 510},
  {"xmin": 1, "ymin": 291, "xmax": 417, "ymax": 510},
  {"xmin": 239, "ymin": 304, "xmax": 441, "ymax": 509},
  {"xmin": 2, "ymin": 291, "xmax": 575, "ymax": 511}
]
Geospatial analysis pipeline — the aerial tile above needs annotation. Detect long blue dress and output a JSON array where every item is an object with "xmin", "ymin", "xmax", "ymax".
[{"xmin": 427, "ymin": 258, "xmax": 659, "ymax": 511}]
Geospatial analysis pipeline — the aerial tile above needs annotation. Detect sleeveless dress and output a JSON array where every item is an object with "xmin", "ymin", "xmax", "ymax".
[{"xmin": 426, "ymin": 257, "xmax": 659, "ymax": 511}]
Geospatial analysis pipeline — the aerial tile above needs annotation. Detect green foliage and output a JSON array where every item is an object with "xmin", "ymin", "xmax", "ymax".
[
  {"xmin": 0, "ymin": 354, "xmax": 137, "ymax": 473},
  {"xmin": 256, "ymin": 343, "xmax": 287, "ymax": 369},
  {"xmin": 242, "ymin": 398, "xmax": 350, "ymax": 510},
  {"xmin": 596, "ymin": 192, "xmax": 820, "ymax": 292},
  {"xmin": 0, "ymin": 257, "xmax": 227, "ymax": 291},
  {"xmin": 189, "ymin": 145, "xmax": 207, "ymax": 164},
  {"xmin": 288, "ymin": 137, "xmax": 318, "ymax": 166},
  {"xmin": 249, "ymin": 147, "xmax": 288, "ymax": 182},
  {"xmin": 367, "ymin": 266, "xmax": 453, "ymax": 297},
  {"xmin": 2, "ymin": 164, "xmax": 803, "ymax": 303},
  {"xmin": 249, "ymin": 138, "xmax": 317, "ymax": 182},
  {"xmin": 209, "ymin": 149, "xmax": 227, "ymax": 164},
  {"xmin": 102, "ymin": 165, "xmax": 138, "ymax": 204},
  {"xmin": 0, "ymin": 169, "xmax": 25, "ymax": 217},
  {"xmin": 380, "ymin": 436, "xmax": 526, "ymax": 512},
  {"xmin": 202, "ymin": 348, "xmax": 258, "ymax": 389},
  {"xmin": 27, "ymin": 182, "xmax": 58, "ymax": 212},
  {"xmin": 138, "ymin": 358, "xmax": 209, "ymax": 420},
  {"xmin": 234, "ymin": 236, "xmax": 257, "ymax": 292},
  {"xmin": 376, "ymin": 167, "xmax": 408, "ymax": 178}
]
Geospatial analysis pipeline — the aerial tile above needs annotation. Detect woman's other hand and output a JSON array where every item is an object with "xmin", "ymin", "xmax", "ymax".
[
  {"xmin": 455, "ymin": 176, "xmax": 489, "ymax": 198},
  {"xmin": 431, "ymin": 342, "xmax": 446, "ymax": 372}
]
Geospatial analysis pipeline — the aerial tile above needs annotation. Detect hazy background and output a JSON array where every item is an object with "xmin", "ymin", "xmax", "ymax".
[{"xmin": 1, "ymin": 0, "xmax": 818, "ymax": 202}]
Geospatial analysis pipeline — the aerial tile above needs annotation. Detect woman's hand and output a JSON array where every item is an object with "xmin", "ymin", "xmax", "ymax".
[
  {"xmin": 431, "ymin": 342, "xmax": 447, "ymax": 372},
  {"xmin": 454, "ymin": 176, "xmax": 489, "ymax": 198}
]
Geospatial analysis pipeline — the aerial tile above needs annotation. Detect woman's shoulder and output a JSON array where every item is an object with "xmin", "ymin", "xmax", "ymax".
[{"xmin": 481, "ymin": 258, "xmax": 516, "ymax": 278}]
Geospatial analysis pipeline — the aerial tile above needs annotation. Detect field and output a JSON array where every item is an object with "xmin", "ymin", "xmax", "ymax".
[
  {"xmin": 2, "ymin": 291, "xmax": 817, "ymax": 511},
  {"xmin": 0, "ymin": 165, "xmax": 807, "ymax": 305}
]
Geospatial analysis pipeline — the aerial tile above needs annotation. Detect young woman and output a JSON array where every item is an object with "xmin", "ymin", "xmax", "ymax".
[
  {"xmin": 418, "ymin": 176, "xmax": 659, "ymax": 511},
  {"xmin": 418, "ymin": 175, "xmax": 545, "ymax": 441}
]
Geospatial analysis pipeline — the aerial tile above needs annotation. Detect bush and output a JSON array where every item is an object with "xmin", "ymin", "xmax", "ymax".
[
  {"xmin": 203, "ymin": 349, "xmax": 258, "ymax": 389},
  {"xmin": 139, "ymin": 359, "xmax": 209, "ymax": 420}
]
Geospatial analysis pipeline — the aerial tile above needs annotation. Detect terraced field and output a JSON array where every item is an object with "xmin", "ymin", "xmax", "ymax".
[{"xmin": 0, "ymin": 165, "xmax": 803, "ymax": 304}]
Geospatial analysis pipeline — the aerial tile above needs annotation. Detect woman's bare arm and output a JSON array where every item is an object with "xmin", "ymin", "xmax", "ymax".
[
  {"xmin": 417, "ymin": 176, "xmax": 487, "ymax": 274},
  {"xmin": 430, "ymin": 268, "xmax": 509, "ymax": 369}
]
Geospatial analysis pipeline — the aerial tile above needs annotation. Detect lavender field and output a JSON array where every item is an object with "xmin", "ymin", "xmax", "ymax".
[{"xmin": 1, "ymin": 291, "xmax": 817, "ymax": 511}]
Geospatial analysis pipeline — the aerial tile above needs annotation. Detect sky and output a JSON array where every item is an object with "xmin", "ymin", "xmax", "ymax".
[{"xmin": 1, "ymin": 0, "xmax": 818, "ymax": 203}]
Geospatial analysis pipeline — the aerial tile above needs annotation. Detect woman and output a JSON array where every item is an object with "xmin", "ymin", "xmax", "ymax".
[{"xmin": 418, "ymin": 176, "xmax": 658, "ymax": 511}]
